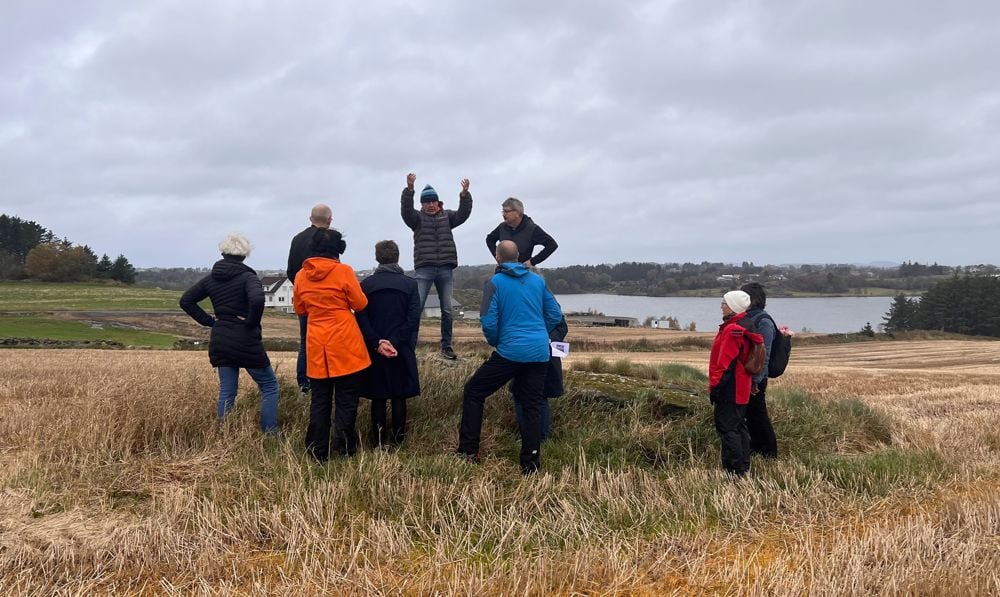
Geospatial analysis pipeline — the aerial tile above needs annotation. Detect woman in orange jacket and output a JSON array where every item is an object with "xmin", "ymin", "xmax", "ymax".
[{"xmin": 293, "ymin": 228, "xmax": 371, "ymax": 460}]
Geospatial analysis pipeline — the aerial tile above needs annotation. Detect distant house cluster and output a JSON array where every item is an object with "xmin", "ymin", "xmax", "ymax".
[
  {"xmin": 262, "ymin": 274, "xmax": 466, "ymax": 320},
  {"xmin": 565, "ymin": 313, "xmax": 638, "ymax": 328}
]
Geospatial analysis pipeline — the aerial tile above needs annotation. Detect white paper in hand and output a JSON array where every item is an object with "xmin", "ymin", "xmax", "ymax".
[{"xmin": 550, "ymin": 341, "xmax": 570, "ymax": 358}]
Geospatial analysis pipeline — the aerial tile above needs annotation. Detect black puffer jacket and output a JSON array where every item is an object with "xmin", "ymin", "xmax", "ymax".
[
  {"xmin": 180, "ymin": 257, "xmax": 270, "ymax": 369},
  {"xmin": 400, "ymin": 187, "xmax": 472, "ymax": 269}
]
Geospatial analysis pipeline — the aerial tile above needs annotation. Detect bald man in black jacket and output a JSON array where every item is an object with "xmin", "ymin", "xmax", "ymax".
[{"xmin": 287, "ymin": 203, "xmax": 331, "ymax": 393}]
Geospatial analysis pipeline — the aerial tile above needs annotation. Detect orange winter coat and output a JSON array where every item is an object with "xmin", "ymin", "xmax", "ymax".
[{"xmin": 293, "ymin": 257, "xmax": 371, "ymax": 379}]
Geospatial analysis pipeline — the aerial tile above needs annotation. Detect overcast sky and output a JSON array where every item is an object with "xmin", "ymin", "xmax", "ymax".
[{"xmin": 2, "ymin": 1, "xmax": 998, "ymax": 271}]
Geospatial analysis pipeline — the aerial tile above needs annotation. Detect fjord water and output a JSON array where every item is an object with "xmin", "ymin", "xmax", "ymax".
[{"xmin": 553, "ymin": 294, "xmax": 896, "ymax": 333}]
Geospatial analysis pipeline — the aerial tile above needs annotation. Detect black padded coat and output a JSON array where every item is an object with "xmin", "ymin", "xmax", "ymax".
[
  {"xmin": 355, "ymin": 268, "xmax": 422, "ymax": 399},
  {"xmin": 180, "ymin": 257, "xmax": 270, "ymax": 369}
]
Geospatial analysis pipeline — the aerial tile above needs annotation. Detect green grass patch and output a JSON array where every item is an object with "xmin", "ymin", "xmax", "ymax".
[
  {"xmin": 0, "ymin": 281, "xmax": 184, "ymax": 311},
  {"xmin": 808, "ymin": 450, "xmax": 951, "ymax": 496},
  {"xmin": 657, "ymin": 363, "xmax": 708, "ymax": 383},
  {"xmin": 0, "ymin": 315, "xmax": 178, "ymax": 348},
  {"xmin": 771, "ymin": 389, "xmax": 894, "ymax": 455}
]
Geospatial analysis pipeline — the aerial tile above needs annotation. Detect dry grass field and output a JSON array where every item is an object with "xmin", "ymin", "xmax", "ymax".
[{"xmin": 1, "ymin": 337, "xmax": 999, "ymax": 594}]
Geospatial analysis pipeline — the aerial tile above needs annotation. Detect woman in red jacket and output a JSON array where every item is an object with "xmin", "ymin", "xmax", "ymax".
[
  {"xmin": 293, "ymin": 229, "xmax": 371, "ymax": 461},
  {"xmin": 708, "ymin": 290, "xmax": 764, "ymax": 477}
]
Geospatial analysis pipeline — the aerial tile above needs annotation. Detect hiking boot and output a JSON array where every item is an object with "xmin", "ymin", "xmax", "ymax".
[{"xmin": 441, "ymin": 347, "xmax": 458, "ymax": 360}]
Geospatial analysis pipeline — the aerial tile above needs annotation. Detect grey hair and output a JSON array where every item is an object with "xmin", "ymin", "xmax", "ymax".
[
  {"xmin": 218, "ymin": 232, "xmax": 252, "ymax": 257},
  {"xmin": 501, "ymin": 197, "xmax": 524, "ymax": 215}
]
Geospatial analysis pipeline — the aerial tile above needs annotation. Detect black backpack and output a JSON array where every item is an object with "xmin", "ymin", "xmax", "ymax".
[{"xmin": 752, "ymin": 312, "xmax": 791, "ymax": 378}]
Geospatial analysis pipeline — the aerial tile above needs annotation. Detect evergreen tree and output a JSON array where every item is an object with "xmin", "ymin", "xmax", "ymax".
[
  {"xmin": 96, "ymin": 254, "xmax": 113, "ymax": 278},
  {"xmin": 909, "ymin": 276, "xmax": 1000, "ymax": 337},
  {"xmin": 0, "ymin": 214, "xmax": 55, "ymax": 274},
  {"xmin": 79, "ymin": 245, "xmax": 99, "ymax": 279},
  {"xmin": 110, "ymin": 254, "xmax": 137, "ymax": 284},
  {"xmin": 882, "ymin": 294, "xmax": 916, "ymax": 333}
]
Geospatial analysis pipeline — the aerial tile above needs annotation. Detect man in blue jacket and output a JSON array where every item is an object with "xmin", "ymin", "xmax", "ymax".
[{"xmin": 456, "ymin": 241, "xmax": 564, "ymax": 475}]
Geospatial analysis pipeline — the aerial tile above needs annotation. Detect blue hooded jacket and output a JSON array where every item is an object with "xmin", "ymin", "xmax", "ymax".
[{"xmin": 480, "ymin": 262, "xmax": 563, "ymax": 362}]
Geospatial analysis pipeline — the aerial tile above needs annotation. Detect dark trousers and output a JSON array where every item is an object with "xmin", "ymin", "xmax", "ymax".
[
  {"xmin": 746, "ymin": 379, "xmax": 778, "ymax": 458},
  {"xmin": 458, "ymin": 352, "xmax": 547, "ymax": 474},
  {"xmin": 296, "ymin": 315, "xmax": 309, "ymax": 391},
  {"xmin": 305, "ymin": 372, "xmax": 361, "ymax": 460},
  {"xmin": 370, "ymin": 398, "xmax": 407, "ymax": 446},
  {"xmin": 510, "ymin": 355, "xmax": 562, "ymax": 441},
  {"xmin": 714, "ymin": 394, "xmax": 750, "ymax": 475},
  {"xmin": 513, "ymin": 396, "xmax": 550, "ymax": 441}
]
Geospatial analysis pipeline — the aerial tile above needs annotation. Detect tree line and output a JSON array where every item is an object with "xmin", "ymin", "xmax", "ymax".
[
  {"xmin": 883, "ymin": 275, "xmax": 1000, "ymax": 337},
  {"xmin": 0, "ymin": 214, "xmax": 136, "ymax": 283},
  {"xmin": 531, "ymin": 261, "xmax": 994, "ymax": 296}
]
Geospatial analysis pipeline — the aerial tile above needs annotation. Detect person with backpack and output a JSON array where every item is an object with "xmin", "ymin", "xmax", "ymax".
[
  {"xmin": 741, "ymin": 282, "xmax": 779, "ymax": 458},
  {"xmin": 708, "ymin": 290, "xmax": 765, "ymax": 477}
]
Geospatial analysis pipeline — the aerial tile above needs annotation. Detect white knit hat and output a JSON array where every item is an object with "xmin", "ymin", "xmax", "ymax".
[{"xmin": 723, "ymin": 290, "xmax": 751, "ymax": 314}]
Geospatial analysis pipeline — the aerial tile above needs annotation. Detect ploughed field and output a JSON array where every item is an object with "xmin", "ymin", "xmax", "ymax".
[{"xmin": 1, "ymin": 337, "xmax": 999, "ymax": 594}]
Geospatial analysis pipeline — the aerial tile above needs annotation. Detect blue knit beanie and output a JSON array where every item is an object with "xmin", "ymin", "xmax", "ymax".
[{"xmin": 420, "ymin": 184, "xmax": 439, "ymax": 203}]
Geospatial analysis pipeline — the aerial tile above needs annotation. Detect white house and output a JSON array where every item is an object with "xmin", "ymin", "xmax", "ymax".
[
  {"xmin": 422, "ymin": 294, "xmax": 463, "ymax": 319},
  {"xmin": 261, "ymin": 276, "xmax": 294, "ymax": 313}
]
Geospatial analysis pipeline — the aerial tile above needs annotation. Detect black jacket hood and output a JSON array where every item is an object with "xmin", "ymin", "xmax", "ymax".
[{"xmin": 211, "ymin": 257, "xmax": 254, "ymax": 281}]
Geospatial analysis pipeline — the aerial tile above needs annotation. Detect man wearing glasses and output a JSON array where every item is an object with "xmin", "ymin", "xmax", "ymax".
[{"xmin": 484, "ymin": 197, "xmax": 558, "ymax": 268}]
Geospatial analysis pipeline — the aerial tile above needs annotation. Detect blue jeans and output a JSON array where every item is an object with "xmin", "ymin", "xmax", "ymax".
[
  {"xmin": 296, "ymin": 315, "xmax": 309, "ymax": 390},
  {"xmin": 217, "ymin": 366, "xmax": 280, "ymax": 433},
  {"xmin": 415, "ymin": 266, "xmax": 454, "ymax": 349}
]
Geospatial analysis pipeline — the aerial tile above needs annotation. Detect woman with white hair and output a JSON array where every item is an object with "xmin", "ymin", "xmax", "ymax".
[
  {"xmin": 707, "ymin": 290, "xmax": 764, "ymax": 477},
  {"xmin": 180, "ymin": 232, "xmax": 280, "ymax": 433}
]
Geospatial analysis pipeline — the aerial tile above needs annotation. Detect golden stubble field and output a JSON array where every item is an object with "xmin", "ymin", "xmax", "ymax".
[{"xmin": 1, "ymin": 338, "xmax": 999, "ymax": 594}]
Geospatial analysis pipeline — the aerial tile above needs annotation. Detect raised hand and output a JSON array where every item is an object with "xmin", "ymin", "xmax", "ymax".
[
  {"xmin": 460, "ymin": 178, "xmax": 470, "ymax": 193},
  {"xmin": 406, "ymin": 173, "xmax": 416, "ymax": 190}
]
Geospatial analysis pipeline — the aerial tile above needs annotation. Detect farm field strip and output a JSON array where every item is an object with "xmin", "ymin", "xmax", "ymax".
[{"xmin": 1, "ymin": 342, "xmax": 998, "ymax": 593}]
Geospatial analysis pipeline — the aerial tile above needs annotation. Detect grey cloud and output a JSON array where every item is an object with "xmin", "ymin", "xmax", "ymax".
[{"xmin": 1, "ymin": 1, "xmax": 998, "ymax": 270}]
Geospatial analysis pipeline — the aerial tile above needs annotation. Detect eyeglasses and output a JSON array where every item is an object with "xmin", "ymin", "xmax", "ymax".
[{"xmin": 502, "ymin": 208, "xmax": 516, "ymax": 214}]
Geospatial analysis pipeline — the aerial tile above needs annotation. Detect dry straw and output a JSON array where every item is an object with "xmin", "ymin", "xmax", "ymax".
[{"xmin": 1, "ymin": 347, "xmax": 998, "ymax": 594}]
